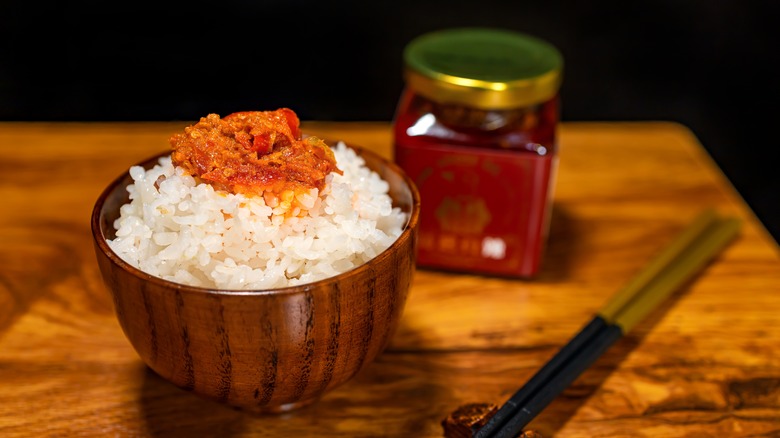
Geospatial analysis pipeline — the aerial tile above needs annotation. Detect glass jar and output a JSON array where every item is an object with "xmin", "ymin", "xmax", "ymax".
[{"xmin": 393, "ymin": 27, "xmax": 563, "ymax": 277}]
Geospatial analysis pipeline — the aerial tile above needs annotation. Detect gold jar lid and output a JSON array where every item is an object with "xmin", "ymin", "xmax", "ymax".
[{"xmin": 403, "ymin": 28, "xmax": 563, "ymax": 109}]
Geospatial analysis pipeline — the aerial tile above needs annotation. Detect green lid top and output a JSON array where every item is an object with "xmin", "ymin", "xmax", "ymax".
[{"xmin": 403, "ymin": 28, "xmax": 563, "ymax": 109}]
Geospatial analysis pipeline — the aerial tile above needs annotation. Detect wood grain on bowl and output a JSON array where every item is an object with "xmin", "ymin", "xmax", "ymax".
[{"xmin": 91, "ymin": 145, "xmax": 420, "ymax": 412}]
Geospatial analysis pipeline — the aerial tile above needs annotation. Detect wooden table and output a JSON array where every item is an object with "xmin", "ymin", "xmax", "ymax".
[{"xmin": 1, "ymin": 121, "xmax": 778, "ymax": 437}]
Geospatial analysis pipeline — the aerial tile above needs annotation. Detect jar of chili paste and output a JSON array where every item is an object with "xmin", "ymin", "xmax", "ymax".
[{"xmin": 393, "ymin": 27, "xmax": 563, "ymax": 277}]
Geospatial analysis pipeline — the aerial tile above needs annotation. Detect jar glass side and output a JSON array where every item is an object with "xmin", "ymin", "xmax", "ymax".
[
  {"xmin": 393, "ymin": 88, "xmax": 559, "ymax": 154},
  {"xmin": 392, "ymin": 88, "xmax": 560, "ymax": 277}
]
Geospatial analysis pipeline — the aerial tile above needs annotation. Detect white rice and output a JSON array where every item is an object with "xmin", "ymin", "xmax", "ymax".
[{"xmin": 107, "ymin": 142, "xmax": 407, "ymax": 289}]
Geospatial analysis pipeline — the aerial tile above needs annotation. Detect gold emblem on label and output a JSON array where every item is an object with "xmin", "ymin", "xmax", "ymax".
[{"xmin": 435, "ymin": 196, "xmax": 492, "ymax": 235}]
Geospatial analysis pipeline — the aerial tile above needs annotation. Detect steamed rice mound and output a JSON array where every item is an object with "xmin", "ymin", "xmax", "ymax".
[{"xmin": 108, "ymin": 142, "xmax": 407, "ymax": 289}]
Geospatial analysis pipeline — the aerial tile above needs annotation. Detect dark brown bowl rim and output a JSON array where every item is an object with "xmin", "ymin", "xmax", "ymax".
[{"xmin": 91, "ymin": 142, "xmax": 420, "ymax": 297}]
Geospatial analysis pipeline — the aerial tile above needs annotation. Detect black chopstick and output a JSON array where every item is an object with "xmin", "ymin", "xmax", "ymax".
[
  {"xmin": 473, "ymin": 316, "xmax": 620, "ymax": 438},
  {"xmin": 473, "ymin": 210, "xmax": 741, "ymax": 438},
  {"xmin": 488, "ymin": 323, "xmax": 622, "ymax": 438},
  {"xmin": 472, "ymin": 316, "xmax": 609, "ymax": 438}
]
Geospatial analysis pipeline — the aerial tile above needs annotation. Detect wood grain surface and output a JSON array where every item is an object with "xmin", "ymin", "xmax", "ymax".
[{"xmin": 1, "ymin": 121, "xmax": 778, "ymax": 437}]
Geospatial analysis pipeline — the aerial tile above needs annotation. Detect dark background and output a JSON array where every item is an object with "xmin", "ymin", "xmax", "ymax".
[{"xmin": 2, "ymin": 1, "xmax": 777, "ymax": 243}]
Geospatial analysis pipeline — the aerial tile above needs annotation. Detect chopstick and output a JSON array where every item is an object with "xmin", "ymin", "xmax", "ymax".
[{"xmin": 473, "ymin": 209, "xmax": 741, "ymax": 438}]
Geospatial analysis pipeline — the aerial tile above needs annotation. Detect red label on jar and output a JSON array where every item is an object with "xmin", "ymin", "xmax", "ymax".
[{"xmin": 395, "ymin": 141, "xmax": 555, "ymax": 277}]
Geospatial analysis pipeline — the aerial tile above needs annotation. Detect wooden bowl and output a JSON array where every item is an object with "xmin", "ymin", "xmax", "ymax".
[{"xmin": 90, "ymin": 144, "xmax": 420, "ymax": 413}]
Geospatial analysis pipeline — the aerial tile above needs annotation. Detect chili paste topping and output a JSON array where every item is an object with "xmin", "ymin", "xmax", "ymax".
[{"xmin": 170, "ymin": 108, "xmax": 342, "ymax": 199}]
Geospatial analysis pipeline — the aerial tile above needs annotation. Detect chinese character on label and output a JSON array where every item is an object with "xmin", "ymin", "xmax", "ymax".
[{"xmin": 481, "ymin": 236, "xmax": 506, "ymax": 259}]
